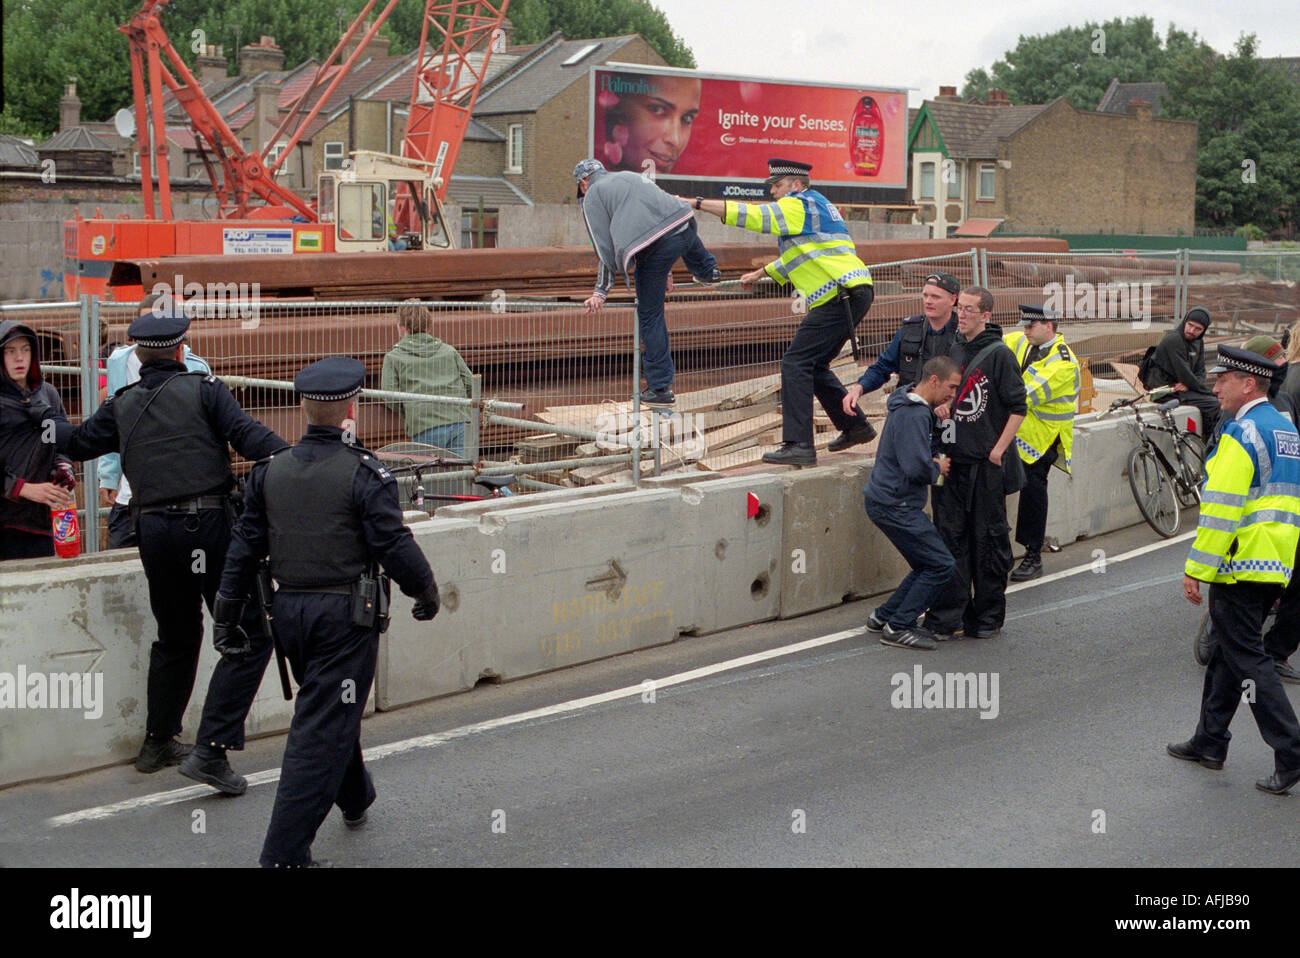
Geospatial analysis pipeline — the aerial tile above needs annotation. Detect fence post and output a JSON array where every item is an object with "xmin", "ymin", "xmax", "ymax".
[
  {"xmin": 970, "ymin": 248, "xmax": 980, "ymax": 286},
  {"xmin": 631, "ymin": 298, "xmax": 641, "ymax": 488},
  {"xmin": 79, "ymin": 294, "xmax": 101, "ymax": 554},
  {"xmin": 467, "ymin": 373, "xmax": 482, "ymax": 463},
  {"xmin": 980, "ymin": 247, "xmax": 989, "ymax": 289}
]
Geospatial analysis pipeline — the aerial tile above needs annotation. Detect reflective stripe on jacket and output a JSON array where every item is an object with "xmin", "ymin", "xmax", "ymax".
[
  {"xmin": 1004, "ymin": 330, "xmax": 1079, "ymax": 474},
  {"xmin": 1185, "ymin": 398, "xmax": 1300, "ymax": 585},
  {"xmin": 722, "ymin": 190, "xmax": 871, "ymax": 308}
]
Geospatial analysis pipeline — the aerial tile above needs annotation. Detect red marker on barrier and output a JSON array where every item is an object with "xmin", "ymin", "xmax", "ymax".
[{"xmin": 746, "ymin": 492, "xmax": 760, "ymax": 518}]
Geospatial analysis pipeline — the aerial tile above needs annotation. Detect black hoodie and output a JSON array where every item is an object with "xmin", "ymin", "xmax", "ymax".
[
  {"xmin": 941, "ymin": 322, "xmax": 1028, "ymax": 464},
  {"xmin": 1149, "ymin": 316, "xmax": 1208, "ymax": 392},
  {"xmin": 0, "ymin": 321, "xmax": 73, "ymax": 537}
]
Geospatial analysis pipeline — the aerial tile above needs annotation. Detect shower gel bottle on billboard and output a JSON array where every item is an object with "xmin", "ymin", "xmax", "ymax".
[{"xmin": 851, "ymin": 96, "xmax": 883, "ymax": 177}]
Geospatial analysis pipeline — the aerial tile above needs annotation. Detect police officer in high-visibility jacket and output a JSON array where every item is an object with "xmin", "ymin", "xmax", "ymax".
[
  {"xmin": 683, "ymin": 159, "xmax": 875, "ymax": 465},
  {"xmin": 1168, "ymin": 345, "xmax": 1300, "ymax": 795},
  {"xmin": 1005, "ymin": 304, "xmax": 1081, "ymax": 581}
]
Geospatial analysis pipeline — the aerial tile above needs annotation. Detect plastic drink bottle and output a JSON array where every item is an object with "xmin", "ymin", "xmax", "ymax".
[
  {"xmin": 850, "ymin": 96, "xmax": 884, "ymax": 177},
  {"xmin": 51, "ymin": 506, "xmax": 81, "ymax": 558}
]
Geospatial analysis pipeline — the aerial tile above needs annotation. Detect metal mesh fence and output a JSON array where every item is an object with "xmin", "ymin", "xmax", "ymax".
[{"xmin": 12, "ymin": 245, "xmax": 1300, "ymax": 551}]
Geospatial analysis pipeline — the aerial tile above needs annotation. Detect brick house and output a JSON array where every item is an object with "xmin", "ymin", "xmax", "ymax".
[{"xmin": 908, "ymin": 86, "xmax": 1196, "ymax": 237}]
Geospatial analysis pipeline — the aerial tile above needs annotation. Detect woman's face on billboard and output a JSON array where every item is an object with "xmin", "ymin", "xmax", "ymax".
[{"xmin": 609, "ymin": 77, "xmax": 702, "ymax": 174}]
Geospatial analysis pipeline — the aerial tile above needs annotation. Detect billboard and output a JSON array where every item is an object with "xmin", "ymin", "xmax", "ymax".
[{"xmin": 589, "ymin": 65, "xmax": 908, "ymax": 196}]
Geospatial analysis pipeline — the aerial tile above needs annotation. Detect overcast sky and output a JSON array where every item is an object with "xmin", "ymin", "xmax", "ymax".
[{"xmin": 648, "ymin": 0, "xmax": 1299, "ymax": 105}]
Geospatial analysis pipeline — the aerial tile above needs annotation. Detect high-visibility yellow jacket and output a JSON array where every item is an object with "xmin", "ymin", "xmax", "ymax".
[
  {"xmin": 1004, "ymin": 330, "xmax": 1080, "ymax": 473},
  {"xmin": 1186, "ymin": 397, "xmax": 1300, "ymax": 585},
  {"xmin": 722, "ymin": 190, "xmax": 872, "ymax": 308}
]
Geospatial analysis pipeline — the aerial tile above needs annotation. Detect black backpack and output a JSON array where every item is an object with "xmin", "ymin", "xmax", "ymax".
[{"xmin": 1137, "ymin": 346, "xmax": 1159, "ymax": 389}]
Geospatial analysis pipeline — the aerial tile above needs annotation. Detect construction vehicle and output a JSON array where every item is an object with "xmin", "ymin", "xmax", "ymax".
[{"xmin": 65, "ymin": 0, "xmax": 510, "ymax": 299}]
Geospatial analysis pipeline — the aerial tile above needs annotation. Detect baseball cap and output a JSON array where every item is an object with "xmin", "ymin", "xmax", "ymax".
[
  {"xmin": 922, "ymin": 272, "xmax": 961, "ymax": 295},
  {"xmin": 573, "ymin": 158, "xmax": 605, "ymax": 198}
]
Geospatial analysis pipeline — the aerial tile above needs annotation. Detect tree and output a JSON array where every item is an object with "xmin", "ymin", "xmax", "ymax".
[
  {"xmin": 1162, "ymin": 35, "xmax": 1300, "ymax": 231},
  {"xmin": 959, "ymin": 17, "xmax": 1209, "ymax": 111},
  {"xmin": 506, "ymin": 0, "xmax": 694, "ymax": 67}
]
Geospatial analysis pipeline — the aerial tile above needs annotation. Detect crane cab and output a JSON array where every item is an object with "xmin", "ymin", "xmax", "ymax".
[{"xmin": 319, "ymin": 150, "xmax": 453, "ymax": 252}]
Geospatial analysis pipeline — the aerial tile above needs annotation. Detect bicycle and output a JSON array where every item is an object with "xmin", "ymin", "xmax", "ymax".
[
  {"xmin": 1103, "ymin": 388, "xmax": 1208, "ymax": 538},
  {"xmin": 375, "ymin": 442, "xmax": 517, "ymax": 513}
]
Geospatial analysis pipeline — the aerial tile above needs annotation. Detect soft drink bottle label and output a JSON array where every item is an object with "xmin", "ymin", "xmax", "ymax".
[{"xmin": 51, "ymin": 506, "xmax": 81, "ymax": 559}]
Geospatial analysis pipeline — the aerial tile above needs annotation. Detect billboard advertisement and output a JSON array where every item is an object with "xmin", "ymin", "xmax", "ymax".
[{"xmin": 589, "ymin": 65, "xmax": 908, "ymax": 195}]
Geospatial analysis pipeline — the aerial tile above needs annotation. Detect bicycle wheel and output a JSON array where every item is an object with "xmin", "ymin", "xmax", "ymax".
[
  {"xmin": 1193, "ymin": 610, "xmax": 1213, "ymax": 665},
  {"xmin": 1173, "ymin": 432, "xmax": 1207, "ymax": 509},
  {"xmin": 1128, "ymin": 445, "xmax": 1179, "ymax": 537}
]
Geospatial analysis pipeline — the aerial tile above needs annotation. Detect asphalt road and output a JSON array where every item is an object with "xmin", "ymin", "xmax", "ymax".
[{"xmin": 3, "ymin": 519, "xmax": 1296, "ymax": 868}]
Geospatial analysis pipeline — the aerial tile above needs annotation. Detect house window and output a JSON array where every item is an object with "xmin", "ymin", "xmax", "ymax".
[
  {"xmin": 946, "ymin": 160, "xmax": 961, "ymax": 200},
  {"xmin": 918, "ymin": 161, "xmax": 935, "ymax": 201},
  {"xmin": 506, "ymin": 124, "xmax": 523, "ymax": 173},
  {"xmin": 132, "ymin": 151, "xmax": 141, "ymax": 175},
  {"xmin": 978, "ymin": 163, "xmax": 996, "ymax": 200},
  {"xmin": 324, "ymin": 142, "xmax": 345, "ymax": 171}
]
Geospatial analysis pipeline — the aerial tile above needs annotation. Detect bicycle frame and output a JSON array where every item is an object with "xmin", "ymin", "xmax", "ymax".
[{"xmin": 1127, "ymin": 405, "xmax": 1201, "ymax": 500}]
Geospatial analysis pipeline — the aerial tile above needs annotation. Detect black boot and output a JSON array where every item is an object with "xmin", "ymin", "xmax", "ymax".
[
  {"xmin": 179, "ymin": 743, "xmax": 248, "ymax": 795},
  {"xmin": 135, "ymin": 735, "xmax": 192, "ymax": 773},
  {"xmin": 1009, "ymin": 549, "xmax": 1042, "ymax": 582},
  {"xmin": 827, "ymin": 420, "xmax": 878, "ymax": 452},
  {"xmin": 761, "ymin": 442, "xmax": 816, "ymax": 466}
]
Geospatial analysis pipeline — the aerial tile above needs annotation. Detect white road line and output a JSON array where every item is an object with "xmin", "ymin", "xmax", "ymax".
[
  {"xmin": 46, "ymin": 627, "xmax": 867, "ymax": 828},
  {"xmin": 46, "ymin": 528, "xmax": 1195, "ymax": 829},
  {"xmin": 1006, "ymin": 531, "xmax": 1194, "ymax": 593}
]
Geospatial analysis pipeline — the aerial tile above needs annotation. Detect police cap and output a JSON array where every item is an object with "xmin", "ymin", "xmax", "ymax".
[
  {"xmin": 294, "ymin": 357, "xmax": 366, "ymax": 401},
  {"xmin": 767, "ymin": 158, "xmax": 812, "ymax": 184},
  {"xmin": 1209, "ymin": 344, "xmax": 1282, "ymax": 379},
  {"xmin": 127, "ymin": 308, "xmax": 191, "ymax": 348},
  {"xmin": 1018, "ymin": 303, "xmax": 1060, "ymax": 327}
]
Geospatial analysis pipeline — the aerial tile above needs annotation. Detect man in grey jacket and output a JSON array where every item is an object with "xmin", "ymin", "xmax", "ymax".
[{"xmin": 575, "ymin": 158, "xmax": 719, "ymax": 404}]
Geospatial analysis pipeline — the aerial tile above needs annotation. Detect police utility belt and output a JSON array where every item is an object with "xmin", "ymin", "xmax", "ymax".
[
  {"xmin": 276, "ymin": 573, "xmax": 391, "ymax": 633},
  {"xmin": 131, "ymin": 495, "xmax": 230, "ymax": 515}
]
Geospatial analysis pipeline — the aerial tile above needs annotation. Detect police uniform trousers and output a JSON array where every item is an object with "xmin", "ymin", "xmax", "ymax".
[
  {"xmin": 926, "ymin": 459, "xmax": 1013, "ymax": 635},
  {"xmin": 1192, "ymin": 580, "xmax": 1300, "ymax": 773},
  {"xmin": 260, "ymin": 592, "xmax": 377, "ymax": 867},
  {"xmin": 1263, "ymin": 539, "xmax": 1300, "ymax": 664},
  {"xmin": 1014, "ymin": 444, "xmax": 1058, "ymax": 552},
  {"xmin": 780, "ymin": 284, "xmax": 874, "ymax": 444},
  {"xmin": 135, "ymin": 507, "xmax": 272, "ymax": 744}
]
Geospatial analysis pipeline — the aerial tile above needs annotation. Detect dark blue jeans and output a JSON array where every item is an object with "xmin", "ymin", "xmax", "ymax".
[
  {"xmin": 865, "ymin": 494, "xmax": 956, "ymax": 630},
  {"xmin": 634, "ymin": 220, "xmax": 716, "ymax": 391}
]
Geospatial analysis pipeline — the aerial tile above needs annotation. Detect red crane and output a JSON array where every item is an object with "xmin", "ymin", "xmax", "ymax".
[{"xmin": 67, "ymin": 0, "xmax": 511, "ymax": 297}]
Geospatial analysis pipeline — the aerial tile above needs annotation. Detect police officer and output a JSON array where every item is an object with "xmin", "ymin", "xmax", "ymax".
[
  {"xmin": 688, "ymin": 159, "xmax": 875, "ymax": 465},
  {"xmin": 1006, "ymin": 304, "xmax": 1081, "ymax": 582},
  {"xmin": 1168, "ymin": 345, "xmax": 1300, "ymax": 794},
  {"xmin": 214, "ymin": 358, "xmax": 440, "ymax": 867},
  {"xmin": 841, "ymin": 272, "xmax": 961, "ymax": 430},
  {"xmin": 55, "ymin": 310, "xmax": 286, "ymax": 778}
]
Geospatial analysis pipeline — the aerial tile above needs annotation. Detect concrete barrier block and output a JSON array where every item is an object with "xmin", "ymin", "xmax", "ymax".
[
  {"xmin": 676, "ymin": 474, "xmax": 784, "ymax": 634},
  {"xmin": 378, "ymin": 491, "xmax": 693, "ymax": 708},
  {"xmin": 0, "ymin": 550, "xmax": 367, "ymax": 786},
  {"xmin": 778, "ymin": 464, "xmax": 861, "ymax": 618}
]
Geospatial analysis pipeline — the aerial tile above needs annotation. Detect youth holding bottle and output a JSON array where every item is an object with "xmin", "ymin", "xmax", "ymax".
[{"xmin": 0, "ymin": 322, "xmax": 76, "ymax": 560}]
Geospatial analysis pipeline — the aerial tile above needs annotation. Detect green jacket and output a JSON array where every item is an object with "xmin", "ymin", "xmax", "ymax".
[{"xmin": 380, "ymin": 333, "xmax": 474, "ymax": 436}]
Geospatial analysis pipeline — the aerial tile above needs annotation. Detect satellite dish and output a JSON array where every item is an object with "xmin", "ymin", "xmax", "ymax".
[{"xmin": 113, "ymin": 108, "xmax": 136, "ymax": 138}]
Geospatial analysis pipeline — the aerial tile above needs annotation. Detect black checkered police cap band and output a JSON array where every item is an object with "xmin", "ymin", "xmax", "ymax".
[
  {"xmin": 127, "ymin": 308, "xmax": 191, "ymax": 348},
  {"xmin": 1018, "ymin": 303, "xmax": 1060, "ymax": 327},
  {"xmin": 1209, "ymin": 344, "xmax": 1281, "ymax": 379},
  {"xmin": 294, "ymin": 357, "xmax": 366, "ymax": 402},
  {"xmin": 922, "ymin": 272, "xmax": 961, "ymax": 296},
  {"xmin": 766, "ymin": 158, "xmax": 813, "ymax": 184}
]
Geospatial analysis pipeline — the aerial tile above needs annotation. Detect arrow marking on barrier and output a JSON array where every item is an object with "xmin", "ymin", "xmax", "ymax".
[{"xmin": 585, "ymin": 560, "xmax": 627, "ymax": 601}]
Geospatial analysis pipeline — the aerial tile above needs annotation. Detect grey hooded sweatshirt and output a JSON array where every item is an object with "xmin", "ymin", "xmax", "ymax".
[{"xmin": 580, "ymin": 168, "xmax": 694, "ymax": 297}]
